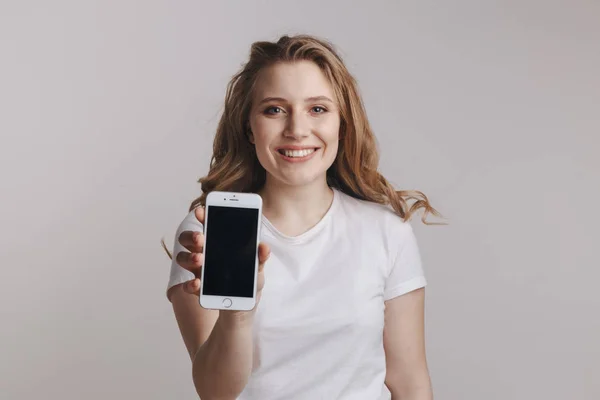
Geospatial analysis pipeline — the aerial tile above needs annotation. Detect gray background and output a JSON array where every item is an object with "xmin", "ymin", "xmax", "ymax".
[{"xmin": 1, "ymin": 1, "xmax": 598, "ymax": 399}]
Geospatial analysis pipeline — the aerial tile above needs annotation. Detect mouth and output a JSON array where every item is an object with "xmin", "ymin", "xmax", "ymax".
[
  {"xmin": 275, "ymin": 147, "xmax": 321, "ymax": 163},
  {"xmin": 276, "ymin": 147, "xmax": 319, "ymax": 158}
]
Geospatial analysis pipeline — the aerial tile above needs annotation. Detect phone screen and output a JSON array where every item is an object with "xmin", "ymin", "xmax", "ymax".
[{"xmin": 202, "ymin": 205, "xmax": 259, "ymax": 298}]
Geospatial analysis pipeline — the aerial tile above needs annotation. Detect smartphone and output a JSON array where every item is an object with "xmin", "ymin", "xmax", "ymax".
[{"xmin": 199, "ymin": 191, "xmax": 262, "ymax": 311}]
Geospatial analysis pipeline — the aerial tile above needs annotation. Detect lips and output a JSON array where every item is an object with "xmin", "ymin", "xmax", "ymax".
[
  {"xmin": 275, "ymin": 146, "xmax": 321, "ymax": 162},
  {"xmin": 277, "ymin": 148, "xmax": 318, "ymax": 158}
]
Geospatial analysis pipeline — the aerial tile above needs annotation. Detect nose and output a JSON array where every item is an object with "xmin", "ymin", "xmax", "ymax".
[{"xmin": 284, "ymin": 111, "xmax": 310, "ymax": 139}]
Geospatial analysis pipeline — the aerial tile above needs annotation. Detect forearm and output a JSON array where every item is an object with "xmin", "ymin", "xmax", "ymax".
[
  {"xmin": 192, "ymin": 314, "xmax": 254, "ymax": 400},
  {"xmin": 391, "ymin": 388, "xmax": 433, "ymax": 400},
  {"xmin": 388, "ymin": 375, "xmax": 433, "ymax": 400}
]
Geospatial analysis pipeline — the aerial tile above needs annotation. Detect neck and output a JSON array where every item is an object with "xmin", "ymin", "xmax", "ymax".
[{"xmin": 258, "ymin": 177, "xmax": 334, "ymax": 237}]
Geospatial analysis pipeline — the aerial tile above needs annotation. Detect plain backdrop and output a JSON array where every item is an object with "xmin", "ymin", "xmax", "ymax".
[{"xmin": 1, "ymin": 1, "xmax": 598, "ymax": 399}]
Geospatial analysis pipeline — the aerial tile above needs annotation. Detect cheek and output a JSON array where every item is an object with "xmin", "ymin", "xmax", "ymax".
[
  {"xmin": 321, "ymin": 117, "xmax": 341, "ymax": 145},
  {"xmin": 250, "ymin": 128, "xmax": 276, "ymax": 166},
  {"xmin": 325, "ymin": 140, "xmax": 339, "ymax": 163},
  {"xmin": 251, "ymin": 119, "xmax": 280, "ymax": 146},
  {"xmin": 252, "ymin": 132, "xmax": 274, "ymax": 156}
]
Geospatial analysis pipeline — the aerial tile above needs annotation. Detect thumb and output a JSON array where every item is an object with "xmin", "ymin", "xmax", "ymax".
[
  {"xmin": 258, "ymin": 242, "xmax": 271, "ymax": 266},
  {"xmin": 194, "ymin": 206, "xmax": 205, "ymax": 225}
]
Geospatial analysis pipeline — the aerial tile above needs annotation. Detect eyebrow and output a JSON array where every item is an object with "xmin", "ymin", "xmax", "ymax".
[{"xmin": 257, "ymin": 96, "xmax": 335, "ymax": 105}]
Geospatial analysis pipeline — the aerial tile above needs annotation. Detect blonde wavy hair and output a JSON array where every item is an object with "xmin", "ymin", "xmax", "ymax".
[{"xmin": 163, "ymin": 34, "xmax": 444, "ymax": 258}]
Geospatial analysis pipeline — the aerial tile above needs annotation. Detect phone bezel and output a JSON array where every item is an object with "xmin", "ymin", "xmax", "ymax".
[{"xmin": 199, "ymin": 191, "xmax": 262, "ymax": 311}]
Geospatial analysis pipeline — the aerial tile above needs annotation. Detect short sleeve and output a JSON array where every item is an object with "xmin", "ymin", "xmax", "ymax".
[
  {"xmin": 165, "ymin": 209, "xmax": 203, "ymax": 301},
  {"xmin": 383, "ymin": 222, "xmax": 427, "ymax": 301}
]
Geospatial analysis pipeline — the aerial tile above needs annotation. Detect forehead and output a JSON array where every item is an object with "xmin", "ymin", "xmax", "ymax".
[{"xmin": 253, "ymin": 61, "xmax": 335, "ymax": 99}]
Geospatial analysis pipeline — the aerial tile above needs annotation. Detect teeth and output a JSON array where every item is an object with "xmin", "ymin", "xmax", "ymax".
[{"xmin": 283, "ymin": 148, "xmax": 315, "ymax": 158}]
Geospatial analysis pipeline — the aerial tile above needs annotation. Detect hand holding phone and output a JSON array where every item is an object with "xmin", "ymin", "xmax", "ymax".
[{"xmin": 175, "ymin": 192, "xmax": 270, "ymax": 314}]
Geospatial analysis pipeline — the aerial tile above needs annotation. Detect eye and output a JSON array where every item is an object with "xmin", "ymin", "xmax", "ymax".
[
  {"xmin": 311, "ymin": 106, "xmax": 327, "ymax": 114},
  {"xmin": 264, "ymin": 106, "xmax": 284, "ymax": 115}
]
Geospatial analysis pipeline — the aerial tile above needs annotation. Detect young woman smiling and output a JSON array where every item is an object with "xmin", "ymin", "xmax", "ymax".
[{"xmin": 165, "ymin": 34, "xmax": 442, "ymax": 400}]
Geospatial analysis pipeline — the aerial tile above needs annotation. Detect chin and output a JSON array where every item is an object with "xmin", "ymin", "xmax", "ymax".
[
  {"xmin": 273, "ymin": 171, "xmax": 326, "ymax": 188},
  {"xmin": 283, "ymin": 176, "xmax": 319, "ymax": 187}
]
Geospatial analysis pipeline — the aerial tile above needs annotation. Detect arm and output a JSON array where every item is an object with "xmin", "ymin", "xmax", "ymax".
[
  {"xmin": 170, "ymin": 284, "xmax": 254, "ymax": 400},
  {"xmin": 383, "ymin": 288, "xmax": 433, "ymax": 400},
  {"xmin": 167, "ymin": 206, "xmax": 270, "ymax": 399}
]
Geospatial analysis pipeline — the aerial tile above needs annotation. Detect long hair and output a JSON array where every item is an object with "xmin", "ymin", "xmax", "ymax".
[
  {"xmin": 163, "ymin": 34, "xmax": 444, "ymax": 258},
  {"xmin": 191, "ymin": 34, "xmax": 442, "ymax": 221}
]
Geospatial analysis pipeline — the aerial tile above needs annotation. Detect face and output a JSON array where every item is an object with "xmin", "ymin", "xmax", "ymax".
[{"xmin": 248, "ymin": 61, "xmax": 341, "ymax": 189}]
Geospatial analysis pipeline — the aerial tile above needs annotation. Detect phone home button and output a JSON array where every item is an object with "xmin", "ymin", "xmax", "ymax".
[{"xmin": 222, "ymin": 298, "xmax": 232, "ymax": 308}]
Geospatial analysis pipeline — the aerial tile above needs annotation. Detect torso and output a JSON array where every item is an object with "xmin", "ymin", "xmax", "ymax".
[{"xmin": 239, "ymin": 189, "xmax": 399, "ymax": 400}]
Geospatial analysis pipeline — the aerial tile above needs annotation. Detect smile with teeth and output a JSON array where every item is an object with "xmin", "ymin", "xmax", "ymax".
[{"xmin": 279, "ymin": 148, "xmax": 317, "ymax": 158}]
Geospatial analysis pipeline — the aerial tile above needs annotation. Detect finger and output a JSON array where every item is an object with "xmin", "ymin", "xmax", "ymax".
[
  {"xmin": 183, "ymin": 278, "xmax": 200, "ymax": 296},
  {"xmin": 258, "ymin": 242, "xmax": 271, "ymax": 266},
  {"xmin": 178, "ymin": 231, "xmax": 204, "ymax": 253},
  {"xmin": 175, "ymin": 251, "xmax": 204, "ymax": 273},
  {"xmin": 194, "ymin": 206, "xmax": 205, "ymax": 225}
]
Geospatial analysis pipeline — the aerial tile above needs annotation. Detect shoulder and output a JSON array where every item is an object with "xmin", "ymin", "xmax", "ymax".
[
  {"xmin": 334, "ymin": 189, "xmax": 413, "ymax": 237},
  {"xmin": 175, "ymin": 208, "xmax": 204, "ymax": 234},
  {"xmin": 333, "ymin": 189, "xmax": 418, "ymax": 276}
]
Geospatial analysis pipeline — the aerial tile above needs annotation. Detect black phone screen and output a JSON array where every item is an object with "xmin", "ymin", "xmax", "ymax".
[{"xmin": 202, "ymin": 205, "xmax": 259, "ymax": 298}]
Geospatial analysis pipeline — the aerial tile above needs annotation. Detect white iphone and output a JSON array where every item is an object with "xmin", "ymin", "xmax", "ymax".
[{"xmin": 199, "ymin": 191, "xmax": 262, "ymax": 311}]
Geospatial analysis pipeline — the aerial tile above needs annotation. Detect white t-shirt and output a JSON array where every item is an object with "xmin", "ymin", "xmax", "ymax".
[{"xmin": 167, "ymin": 188, "xmax": 427, "ymax": 400}]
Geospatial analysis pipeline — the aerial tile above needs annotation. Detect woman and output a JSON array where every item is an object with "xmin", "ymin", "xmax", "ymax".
[{"xmin": 164, "ymin": 34, "xmax": 442, "ymax": 400}]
